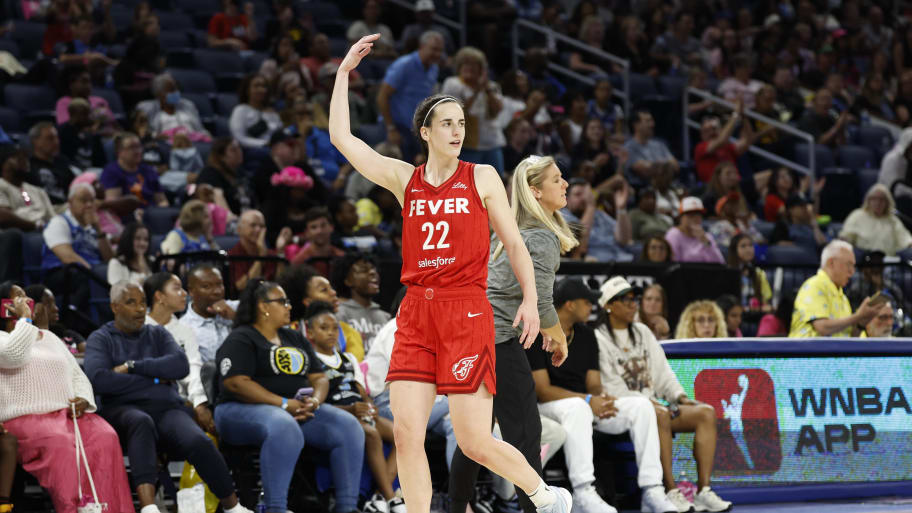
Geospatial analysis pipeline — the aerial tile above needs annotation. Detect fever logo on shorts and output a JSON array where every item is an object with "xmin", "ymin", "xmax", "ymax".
[
  {"xmin": 272, "ymin": 347, "xmax": 307, "ymax": 375},
  {"xmin": 694, "ymin": 368, "xmax": 782, "ymax": 473},
  {"xmin": 452, "ymin": 355, "xmax": 479, "ymax": 381}
]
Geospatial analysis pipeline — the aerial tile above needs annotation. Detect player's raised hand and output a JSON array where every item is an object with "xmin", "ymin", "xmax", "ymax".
[
  {"xmin": 514, "ymin": 299, "xmax": 540, "ymax": 349},
  {"xmin": 340, "ymin": 34, "xmax": 380, "ymax": 73}
]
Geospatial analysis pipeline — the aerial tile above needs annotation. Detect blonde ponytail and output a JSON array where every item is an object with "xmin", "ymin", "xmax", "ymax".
[{"xmin": 493, "ymin": 155, "xmax": 578, "ymax": 260}]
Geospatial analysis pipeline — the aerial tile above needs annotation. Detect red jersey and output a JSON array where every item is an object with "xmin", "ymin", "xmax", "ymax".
[{"xmin": 400, "ymin": 160, "xmax": 490, "ymax": 290}]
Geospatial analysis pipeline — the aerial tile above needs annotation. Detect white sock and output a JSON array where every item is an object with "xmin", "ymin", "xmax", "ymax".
[
  {"xmin": 526, "ymin": 478, "xmax": 556, "ymax": 508},
  {"xmin": 224, "ymin": 503, "xmax": 248, "ymax": 513},
  {"xmin": 140, "ymin": 505, "xmax": 161, "ymax": 513}
]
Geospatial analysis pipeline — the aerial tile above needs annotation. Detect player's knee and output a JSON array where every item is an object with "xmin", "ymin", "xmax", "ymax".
[
  {"xmin": 454, "ymin": 430, "xmax": 492, "ymax": 465},
  {"xmin": 393, "ymin": 418, "xmax": 426, "ymax": 450}
]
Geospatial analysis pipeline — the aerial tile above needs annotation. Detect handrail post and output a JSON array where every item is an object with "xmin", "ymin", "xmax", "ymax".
[
  {"xmin": 808, "ymin": 137, "xmax": 816, "ymax": 201},
  {"xmin": 623, "ymin": 65, "xmax": 631, "ymax": 120},
  {"xmin": 683, "ymin": 87, "xmax": 691, "ymax": 162},
  {"xmin": 511, "ymin": 23, "xmax": 519, "ymax": 70},
  {"xmin": 459, "ymin": 0, "xmax": 467, "ymax": 48}
]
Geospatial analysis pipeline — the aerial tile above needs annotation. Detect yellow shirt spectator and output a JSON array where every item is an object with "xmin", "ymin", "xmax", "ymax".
[{"xmin": 789, "ymin": 269, "xmax": 852, "ymax": 338}]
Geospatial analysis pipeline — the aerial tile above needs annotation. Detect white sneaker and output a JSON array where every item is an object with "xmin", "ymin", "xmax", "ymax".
[
  {"xmin": 364, "ymin": 494, "xmax": 390, "ymax": 513},
  {"xmin": 665, "ymin": 489, "xmax": 695, "ymax": 513},
  {"xmin": 536, "ymin": 486, "xmax": 573, "ymax": 513},
  {"xmin": 388, "ymin": 497, "xmax": 407, "ymax": 513},
  {"xmin": 693, "ymin": 487, "xmax": 732, "ymax": 512},
  {"xmin": 571, "ymin": 485, "xmax": 617, "ymax": 513},
  {"xmin": 640, "ymin": 487, "xmax": 677, "ymax": 513}
]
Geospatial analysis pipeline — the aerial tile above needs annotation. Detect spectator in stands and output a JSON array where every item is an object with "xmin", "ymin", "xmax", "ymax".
[
  {"xmin": 717, "ymin": 54, "xmax": 765, "ymax": 109},
  {"xmin": 568, "ymin": 16, "xmax": 611, "ymax": 77},
  {"xmin": 624, "ymin": 109, "xmax": 678, "ymax": 186},
  {"xmin": 0, "ymin": 145, "xmax": 55, "ymax": 233},
  {"xmin": 748, "ymin": 85, "xmax": 788, "ymax": 162},
  {"xmin": 278, "ymin": 263, "xmax": 365, "ymax": 360},
  {"xmin": 293, "ymin": 92, "xmax": 353, "ymax": 186},
  {"xmin": 160, "ymin": 200, "xmax": 216, "ymax": 261},
  {"xmin": 69, "ymin": 171, "xmax": 129, "ymax": 240},
  {"xmin": 638, "ymin": 283, "xmax": 670, "ymax": 340},
  {"xmin": 58, "ymin": 98, "xmax": 107, "ymax": 170},
  {"xmin": 665, "ymin": 197, "xmax": 724, "ymax": 264},
  {"xmin": 879, "ymin": 127, "xmax": 912, "ymax": 216},
  {"xmin": 101, "ymin": 132, "xmax": 169, "ymax": 207},
  {"xmin": 675, "ymin": 299, "xmax": 727, "ymax": 339},
  {"xmin": 207, "ymin": 0, "xmax": 257, "ymax": 51},
  {"xmin": 0, "ymin": 282, "xmax": 133, "ymax": 513},
  {"xmin": 771, "ymin": 66, "xmax": 804, "ymax": 120},
  {"xmin": 55, "ymin": 65, "xmax": 116, "ymax": 133},
  {"xmin": 332, "ymin": 253, "xmax": 390, "ymax": 353},
  {"xmin": 640, "ymin": 234, "xmax": 673, "ymax": 263},
  {"xmin": 789, "ymin": 240, "xmax": 887, "ymax": 338},
  {"xmin": 852, "ymin": 73, "xmax": 895, "ymax": 122},
  {"xmin": 85, "ymin": 281, "xmax": 251, "ymax": 513},
  {"xmin": 181, "ymin": 265, "xmax": 236, "ymax": 365},
  {"xmin": 797, "ymin": 89, "xmax": 849, "ymax": 147},
  {"xmin": 862, "ymin": 297, "xmax": 894, "ymax": 338},
  {"xmin": 197, "ymin": 138, "xmax": 251, "ymax": 216},
  {"xmin": 442, "ymin": 47, "xmax": 506, "ymax": 172},
  {"xmin": 286, "ymin": 206, "xmax": 345, "ymax": 272},
  {"xmin": 892, "ymin": 71, "xmax": 912, "ymax": 126},
  {"xmin": 259, "ymin": 162, "xmax": 327, "ymax": 252},
  {"xmin": 757, "ymin": 291, "xmax": 795, "ymax": 337},
  {"xmin": 329, "ymin": 197, "xmax": 376, "ymax": 252},
  {"xmin": 727, "ymin": 233, "xmax": 772, "ymax": 311},
  {"xmin": 893, "ymin": 26, "xmax": 912, "ymax": 78},
  {"xmin": 529, "ymin": 278, "xmax": 677, "ymax": 513},
  {"xmin": 629, "ymin": 187, "xmax": 672, "ymax": 242},
  {"xmin": 143, "ymin": 272, "xmax": 210, "ymax": 427},
  {"xmin": 113, "ymin": 13, "xmax": 164, "ymax": 104},
  {"xmin": 840, "ymin": 184, "xmax": 912, "ymax": 256},
  {"xmin": 24, "ymin": 283, "xmax": 85, "ymax": 352},
  {"xmin": 845, "ymin": 250, "xmax": 908, "ymax": 315},
  {"xmin": 572, "ymin": 118, "xmax": 622, "ymax": 183},
  {"xmin": 355, "ymin": 185, "xmax": 401, "ymax": 241},
  {"xmin": 301, "ymin": 34, "xmax": 363, "ymax": 92},
  {"xmin": 614, "ymin": 17, "xmax": 658, "ymax": 76},
  {"xmin": 54, "ymin": 16, "xmax": 117, "ymax": 69},
  {"xmin": 28, "ymin": 122, "xmax": 79, "ymax": 209},
  {"xmin": 399, "ymin": 0, "xmax": 455, "ymax": 55},
  {"xmin": 135, "ymin": 73, "xmax": 210, "ymax": 141},
  {"xmin": 127, "ymin": 110, "xmax": 167, "ymax": 174},
  {"xmin": 559, "ymin": 91, "xmax": 589, "ymax": 151},
  {"xmin": 562, "ymin": 179, "xmax": 634, "ymax": 262},
  {"xmin": 769, "ymin": 194, "xmax": 826, "ymax": 254},
  {"xmin": 862, "ymin": 5, "xmax": 893, "ymax": 53},
  {"xmin": 231, "ymin": 74, "xmax": 283, "ymax": 149},
  {"xmin": 229, "ymin": 209, "xmax": 291, "ymax": 291},
  {"xmin": 502, "ymin": 117, "xmax": 536, "ymax": 177},
  {"xmin": 709, "ymin": 191, "xmax": 764, "ymax": 247},
  {"xmin": 214, "ymin": 279, "xmax": 364, "ymax": 513},
  {"xmin": 763, "ymin": 167, "xmax": 798, "ymax": 222},
  {"xmin": 347, "ymin": 0, "xmax": 396, "ymax": 59},
  {"xmin": 715, "ymin": 294, "xmax": 743, "ymax": 337},
  {"xmin": 693, "ymin": 100, "xmax": 757, "ymax": 184},
  {"xmin": 651, "ymin": 164, "xmax": 680, "ymax": 218},
  {"xmin": 587, "ymin": 79, "xmax": 624, "ymax": 135},
  {"xmin": 377, "ymin": 31, "xmax": 444, "ymax": 162},
  {"xmin": 650, "ymin": 11, "xmax": 701, "ymax": 74},
  {"xmin": 41, "ymin": 181, "xmax": 114, "ymax": 311},
  {"xmin": 595, "ymin": 278, "xmax": 732, "ymax": 512},
  {"xmin": 107, "ymin": 221, "xmax": 152, "ymax": 287}
]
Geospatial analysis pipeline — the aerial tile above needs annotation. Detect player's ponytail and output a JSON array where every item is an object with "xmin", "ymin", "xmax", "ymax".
[{"xmin": 493, "ymin": 155, "xmax": 578, "ymax": 260}]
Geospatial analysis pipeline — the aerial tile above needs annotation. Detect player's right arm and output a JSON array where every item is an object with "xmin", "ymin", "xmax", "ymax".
[{"xmin": 330, "ymin": 34, "xmax": 413, "ymax": 204}]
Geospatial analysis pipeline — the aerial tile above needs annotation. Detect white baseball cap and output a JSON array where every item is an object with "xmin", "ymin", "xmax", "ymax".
[
  {"xmin": 415, "ymin": 0, "xmax": 435, "ymax": 11},
  {"xmin": 598, "ymin": 276, "xmax": 642, "ymax": 307},
  {"xmin": 678, "ymin": 196, "xmax": 706, "ymax": 215}
]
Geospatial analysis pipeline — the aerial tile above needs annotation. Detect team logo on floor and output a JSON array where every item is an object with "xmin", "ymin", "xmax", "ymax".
[{"xmin": 452, "ymin": 354, "xmax": 479, "ymax": 381}]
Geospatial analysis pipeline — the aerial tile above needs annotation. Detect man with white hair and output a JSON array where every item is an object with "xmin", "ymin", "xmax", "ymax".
[{"xmin": 789, "ymin": 240, "xmax": 887, "ymax": 337}]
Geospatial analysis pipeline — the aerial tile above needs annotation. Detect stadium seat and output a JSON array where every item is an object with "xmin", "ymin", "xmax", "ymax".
[
  {"xmin": 357, "ymin": 123, "xmax": 387, "ymax": 147},
  {"xmin": 819, "ymin": 167, "xmax": 860, "ymax": 222},
  {"xmin": 302, "ymin": 1, "xmax": 342, "ymax": 19},
  {"xmin": 93, "ymin": 88, "xmax": 125, "ymax": 117},
  {"xmin": 158, "ymin": 31, "xmax": 191, "ymax": 50},
  {"xmin": 215, "ymin": 235, "xmax": 239, "ymax": 250},
  {"xmin": 214, "ymin": 93, "xmax": 238, "ymax": 115},
  {"xmin": 793, "ymin": 143, "xmax": 835, "ymax": 172},
  {"xmin": 857, "ymin": 168, "xmax": 879, "ymax": 196},
  {"xmin": 766, "ymin": 245, "xmax": 818, "ymax": 266},
  {"xmin": 143, "ymin": 207, "xmax": 181, "ymax": 235},
  {"xmin": 3, "ymin": 84, "xmax": 56, "ymax": 112},
  {"xmin": 89, "ymin": 263, "xmax": 112, "ymax": 324},
  {"xmin": 10, "ymin": 21, "xmax": 45, "ymax": 59},
  {"xmin": 166, "ymin": 68, "xmax": 217, "ymax": 94},
  {"xmin": 0, "ymin": 106, "xmax": 20, "ymax": 133},
  {"xmin": 836, "ymin": 145, "xmax": 875, "ymax": 170},
  {"xmin": 0, "ymin": 39, "xmax": 20, "ymax": 57},
  {"xmin": 657, "ymin": 75, "xmax": 686, "ymax": 100},
  {"xmin": 183, "ymin": 92, "xmax": 215, "ymax": 120},
  {"xmin": 755, "ymin": 220, "xmax": 775, "ymax": 241},
  {"xmin": 855, "ymin": 124, "xmax": 893, "ymax": 161},
  {"xmin": 243, "ymin": 51, "xmax": 268, "ymax": 73},
  {"xmin": 155, "ymin": 11, "xmax": 196, "ymax": 31},
  {"xmin": 212, "ymin": 116, "xmax": 231, "ymax": 137},
  {"xmin": 193, "ymin": 49, "xmax": 246, "ymax": 92},
  {"xmin": 181, "ymin": 0, "xmax": 220, "ymax": 16},
  {"xmin": 627, "ymin": 73, "xmax": 658, "ymax": 101},
  {"xmin": 329, "ymin": 38, "xmax": 349, "ymax": 60}
]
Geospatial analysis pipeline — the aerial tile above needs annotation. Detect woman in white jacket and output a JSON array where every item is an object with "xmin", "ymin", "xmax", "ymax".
[
  {"xmin": 0, "ymin": 281, "xmax": 133, "ymax": 513},
  {"xmin": 595, "ymin": 277, "xmax": 731, "ymax": 513}
]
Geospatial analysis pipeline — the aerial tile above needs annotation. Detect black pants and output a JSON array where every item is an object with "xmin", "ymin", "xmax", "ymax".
[
  {"xmin": 0, "ymin": 229, "xmax": 22, "ymax": 283},
  {"xmin": 449, "ymin": 339, "xmax": 543, "ymax": 513},
  {"xmin": 102, "ymin": 403, "xmax": 235, "ymax": 499}
]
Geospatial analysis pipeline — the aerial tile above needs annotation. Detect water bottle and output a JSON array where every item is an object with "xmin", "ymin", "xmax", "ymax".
[
  {"xmin": 678, "ymin": 471, "xmax": 698, "ymax": 502},
  {"xmin": 256, "ymin": 491, "xmax": 266, "ymax": 513}
]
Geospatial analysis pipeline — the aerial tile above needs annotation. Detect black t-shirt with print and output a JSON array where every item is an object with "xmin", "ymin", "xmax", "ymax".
[
  {"xmin": 525, "ymin": 323, "xmax": 599, "ymax": 394},
  {"xmin": 216, "ymin": 324, "xmax": 324, "ymax": 404}
]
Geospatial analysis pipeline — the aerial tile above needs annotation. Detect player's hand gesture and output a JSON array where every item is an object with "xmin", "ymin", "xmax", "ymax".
[
  {"xmin": 340, "ymin": 34, "xmax": 380, "ymax": 73},
  {"xmin": 514, "ymin": 299, "xmax": 540, "ymax": 349}
]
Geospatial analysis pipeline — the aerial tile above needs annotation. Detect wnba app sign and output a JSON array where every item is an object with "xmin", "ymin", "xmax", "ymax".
[{"xmin": 695, "ymin": 369, "xmax": 782, "ymax": 473}]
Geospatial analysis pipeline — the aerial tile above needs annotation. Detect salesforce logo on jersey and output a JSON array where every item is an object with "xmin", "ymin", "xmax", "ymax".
[
  {"xmin": 667, "ymin": 356, "xmax": 912, "ymax": 486},
  {"xmin": 417, "ymin": 256, "xmax": 456, "ymax": 268}
]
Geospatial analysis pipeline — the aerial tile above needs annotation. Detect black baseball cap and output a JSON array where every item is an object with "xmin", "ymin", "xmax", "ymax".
[{"xmin": 554, "ymin": 278, "xmax": 600, "ymax": 307}]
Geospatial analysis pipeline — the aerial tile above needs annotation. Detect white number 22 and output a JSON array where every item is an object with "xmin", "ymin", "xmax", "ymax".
[{"xmin": 421, "ymin": 221, "xmax": 451, "ymax": 250}]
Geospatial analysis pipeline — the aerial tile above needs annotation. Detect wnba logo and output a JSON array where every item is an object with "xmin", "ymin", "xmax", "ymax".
[{"xmin": 452, "ymin": 355, "xmax": 479, "ymax": 381}]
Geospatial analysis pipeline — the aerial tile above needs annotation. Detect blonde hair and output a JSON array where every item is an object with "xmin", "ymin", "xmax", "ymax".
[
  {"xmin": 453, "ymin": 46, "xmax": 488, "ymax": 74},
  {"xmin": 675, "ymin": 300, "xmax": 727, "ymax": 339},
  {"xmin": 178, "ymin": 199, "xmax": 210, "ymax": 235},
  {"xmin": 493, "ymin": 155, "xmax": 578, "ymax": 260}
]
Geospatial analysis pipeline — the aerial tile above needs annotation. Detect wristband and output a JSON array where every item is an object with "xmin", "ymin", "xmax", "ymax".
[
  {"xmin": 21, "ymin": 317, "xmax": 32, "ymax": 324},
  {"xmin": 153, "ymin": 378, "xmax": 160, "ymax": 385},
  {"xmin": 585, "ymin": 394, "xmax": 592, "ymax": 404},
  {"xmin": 281, "ymin": 397, "xmax": 289, "ymax": 410}
]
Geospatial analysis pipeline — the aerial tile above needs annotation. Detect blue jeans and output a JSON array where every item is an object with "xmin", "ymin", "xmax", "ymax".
[
  {"xmin": 460, "ymin": 147, "xmax": 505, "ymax": 176},
  {"xmin": 214, "ymin": 402, "xmax": 364, "ymax": 513},
  {"xmin": 374, "ymin": 390, "xmax": 456, "ymax": 469}
]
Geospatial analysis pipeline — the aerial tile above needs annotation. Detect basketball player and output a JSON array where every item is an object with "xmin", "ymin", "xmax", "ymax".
[{"xmin": 328, "ymin": 35, "xmax": 572, "ymax": 513}]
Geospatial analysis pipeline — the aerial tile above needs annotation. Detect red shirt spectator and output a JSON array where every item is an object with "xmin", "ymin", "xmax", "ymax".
[
  {"xmin": 694, "ymin": 140, "xmax": 739, "ymax": 183},
  {"xmin": 693, "ymin": 104, "xmax": 756, "ymax": 183},
  {"xmin": 207, "ymin": 1, "xmax": 256, "ymax": 50}
]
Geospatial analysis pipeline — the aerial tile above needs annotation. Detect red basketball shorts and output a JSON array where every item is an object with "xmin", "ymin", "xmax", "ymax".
[{"xmin": 387, "ymin": 286, "xmax": 496, "ymax": 395}]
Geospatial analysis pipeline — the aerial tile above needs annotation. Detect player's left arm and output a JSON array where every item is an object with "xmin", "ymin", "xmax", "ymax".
[{"xmin": 476, "ymin": 164, "xmax": 540, "ymax": 348}]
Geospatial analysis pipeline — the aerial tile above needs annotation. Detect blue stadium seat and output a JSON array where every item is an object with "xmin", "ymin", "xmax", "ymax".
[
  {"xmin": 766, "ymin": 245, "xmax": 818, "ymax": 266},
  {"xmin": 214, "ymin": 93, "xmax": 238, "ymax": 115},
  {"xmin": 183, "ymin": 92, "xmax": 215, "ymax": 119},
  {"xmin": 166, "ymin": 68, "xmax": 217, "ymax": 93},
  {"xmin": 215, "ymin": 235, "xmax": 239, "ymax": 250},
  {"xmin": 793, "ymin": 143, "xmax": 835, "ymax": 172},
  {"xmin": 93, "ymin": 88, "xmax": 125, "ymax": 117},
  {"xmin": 856, "ymin": 168, "xmax": 879, "ymax": 197},
  {"xmin": 10, "ymin": 21, "xmax": 45, "ymax": 59},
  {"xmin": 755, "ymin": 220, "xmax": 775, "ymax": 241},
  {"xmin": 357, "ymin": 123, "xmax": 387, "ymax": 147},
  {"xmin": 0, "ymin": 39, "xmax": 20, "ymax": 57},
  {"xmin": 855, "ymin": 124, "xmax": 893, "ymax": 161},
  {"xmin": 358, "ymin": 58, "xmax": 393, "ymax": 83},
  {"xmin": 329, "ymin": 38, "xmax": 349, "ymax": 60},
  {"xmin": 155, "ymin": 11, "xmax": 196, "ymax": 31},
  {"xmin": 627, "ymin": 73, "xmax": 658, "ymax": 101},
  {"xmin": 143, "ymin": 207, "xmax": 181, "ymax": 235},
  {"xmin": 181, "ymin": 0, "xmax": 219, "ymax": 15},
  {"xmin": 819, "ymin": 167, "xmax": 860, "ymax": 222},
  {"xmin": 212, "ymin": 117, "xmax": 231, "ymax": 137},
  {"xmin": 302, "ymin": 2, "xmax": 342, "ymax": 19},
  {"xmin": 0, "ymin": 106, "xmax": 19, "ymax": 133},
  {"xmin": 3, "ymin": 83, "xmax": 56, "ymax": 111},
  {"xmin": 657, "ymin": 75, "xmax": 686, "ymax": 100},
  {"xmin": 243, "ymin": 51, "xmax": 268, "ymax": 73},
  {"xmin": 836, "ymin": 145, "xmax": 875, "ymax": 170},
  {"xmin": 150, "ymin": 234, "xmax": 166, "ymax": 256},
  {"xmin": 159, "ymin": 31, "xmax": 191, "ymax": 50},
  {"xmin": 193, "ymin": 49, "xmax": 245, "ymax": 92},
  {"xmin": 195, "ymin": 141, "xmax": 212, "ymax": 162},
  {"xmin": 22, "ymin": 232, "xmax": 45, "ymax": 285},
  {"xmin": 89, "ymin": 263, "xmax": 112, "ymax": 324}
]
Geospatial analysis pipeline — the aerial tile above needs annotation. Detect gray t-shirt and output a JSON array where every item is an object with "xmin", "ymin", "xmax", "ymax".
[
  {"xmin": 336, "ymin": 299, "xmax": 391, "ymax": 354},
  {"xmin": 487, "ymin": 226, "xmax": 561, "ymax": 344}
]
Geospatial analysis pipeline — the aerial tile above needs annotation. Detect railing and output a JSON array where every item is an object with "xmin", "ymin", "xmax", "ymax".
[
  {"xmin": 385, "ymin": 0, "xmax": 467, "ymax": 48},
  {"xmin": 511, "ymin": 18, "xmax": 631, "ymax": 115},
  {"xmin": 683, "ymin": 87, "xmax": 817, "ymax": 188}
]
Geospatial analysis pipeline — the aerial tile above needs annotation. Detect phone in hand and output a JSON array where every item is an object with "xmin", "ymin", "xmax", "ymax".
[
  {"xmin": 294, "ymin": 387, "xmax": 314, "ymax": 401},
  {"xmin": 0, "ymin": 298, "xmax": 34, "ymax": 319}
]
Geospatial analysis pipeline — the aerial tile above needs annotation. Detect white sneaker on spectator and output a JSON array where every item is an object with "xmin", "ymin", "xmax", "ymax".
[
  {"xmin": 665, "ymin": 489, "xmax": 695, "ymax": 513},
  {"xmin": 364, "ymin": 494, "xmax": 390, "ymax": 513},
  {"xmin": 388, "ymin": 496, "xmax": 407, "ymax": 513},
  {"xmin": 224, "ymin": 503, "xmax": 254, "ymax": 513},
  {"xmin": 693, "ymin": 487, "xmax": 732, "ymax": 512},
  {"xmin": 572, "ymin": 485, "xmax": 617, "ymax": 513},
  {"xmin": 536, "ymin": 486, "xmax": 573, "ymax": 513},
  {"xmin": 640, "ymin": 487, "xmax": 677, "ymax": 513}
]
